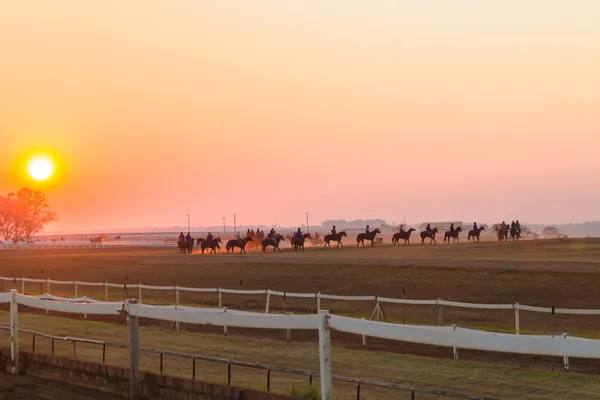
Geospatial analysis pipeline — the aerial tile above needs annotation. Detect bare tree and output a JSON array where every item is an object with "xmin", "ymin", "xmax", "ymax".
[
  {"xmin": 0, "ymin": 194, "xmax": 18, "ymax": 241},
  {"xmin": 2, "ymin": 188, "xmax": 58, "ymax": 241}
]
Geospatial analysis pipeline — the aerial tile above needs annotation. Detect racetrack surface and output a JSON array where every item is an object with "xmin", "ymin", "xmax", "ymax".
[{"xmin": 2, "ymin": 238, "xmax": 600, "ymax": 373}]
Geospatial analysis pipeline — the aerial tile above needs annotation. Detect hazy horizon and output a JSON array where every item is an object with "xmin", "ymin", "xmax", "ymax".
[{"xmin": 2, "ymin": 1, "xmax": 599, "ymax": 232}]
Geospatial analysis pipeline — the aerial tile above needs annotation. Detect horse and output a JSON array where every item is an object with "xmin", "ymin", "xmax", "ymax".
[
  {"xmin": 324, "ymin": 231, "xmax": 347, "ymax": 248},
  {"xmin": 201, "ymin": 237, "xmax": 222, "ymax": 254},
  {"xmin": 226, "ymin": 237, "xmax": 253, "ymax": 254},
  {"xmin": 443, "ymin": 227, "xmax": 462, "ymax": 244},
  {"xmin": 510, "ymin": 227, "xmax": 521, "ymax": 241},
  {"xmin": 420, "ymin": 227, "xmax": 439, "ymax": 245},
  {"xmin": 356, "ymin": 228, "xmax": 381, "ymax": 247},
  {"xmin": 262, "ymin": 235, "xmax": 285, "ymax": 252},
  {"xmin": 497, "ymin": 226, "xmax": 509, "ymax": 241},
  {"xmin": 392, "ymin": 228, "xmax": 416, "ymax": 245},
  {"xmin": 468, "ymin": 227, "xmax": 485, "ymax": 243},
  {"xmin": 291, "ymin": 233, "xmax": 311, "ymax": 252},
  {"xmin": 177, "ymin": 240, "xmax": 186, "ymax": 254}
]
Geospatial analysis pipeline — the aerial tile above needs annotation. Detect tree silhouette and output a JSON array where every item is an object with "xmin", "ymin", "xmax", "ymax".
[
  {"xmin": 0, "ymin": 188, "xmax": 57, "ymax": 241},
  {"xmin": 542, "ymin": 226, "xmax": 560, "ymax": 239}
]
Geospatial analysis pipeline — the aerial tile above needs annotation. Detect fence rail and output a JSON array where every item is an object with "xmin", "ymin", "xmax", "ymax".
[
  {"xmin": 0, "ymin": 325, "xmax": 495, "ymax": 400},
  {"xmin": 3, "ymin": 275, "xmax": 600, "ymax": 338}
]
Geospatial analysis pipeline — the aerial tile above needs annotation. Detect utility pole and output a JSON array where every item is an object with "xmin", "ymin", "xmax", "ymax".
[
  {"xmin": 221, "ymin": 217, "xmax": 227, "ymax": 235},
  {"xmin": 234, "ymin": 213, "xmax": 237, "ymax": 235},
  {"xmin": 185, "ymin": 214, "xmax": 190, "ymax": 233},
  {"xmin": 306, "ymin": 212, "xmax": 310, "ymax": 233}
]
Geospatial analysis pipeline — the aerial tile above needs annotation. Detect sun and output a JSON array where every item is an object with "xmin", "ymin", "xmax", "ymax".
[{"xmin": 27, "ymin": 157, "xmax": 55, "ymax": 181}]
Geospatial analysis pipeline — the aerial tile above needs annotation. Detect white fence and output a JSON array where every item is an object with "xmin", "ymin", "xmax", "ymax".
[
  {"xmin": 1, "ymin": 290, "xmax": 598, "ymax": 399},
  {"xmin": 0, "ymin": 242, "xmax": 177, "ymax": 250},
  {"xmin": 3, "ymin": 276, "xmax": 600, "ymax": 335}
]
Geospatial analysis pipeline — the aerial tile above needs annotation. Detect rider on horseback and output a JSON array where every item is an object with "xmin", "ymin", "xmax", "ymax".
[
  {"xmin": 331, "ymin": 226, "xmax": 336, "ymax": 235},
  {"xmin": 365, "ymin": 225, "xmax": 370, "ymax": 235},
  {"xmin": 426, "ymin": 223, "xmax": 432, "ymax": 233},
  {"xmin": 206, "ymin": 232, "xmax": 214, "ymax": 242},
  {"xmin": 516, "ymin": 220, "xmax": 521, "ymax": 234},
  {"xmin": 473, "ymin": 222, "xmax": 478, "ymax": 232},
  {"xmin": 295, "ymin": 228, "xmax": 303, "ymax": 240},
  {"xmin": 398, "ymin": 224, "xmax": 404, "ymax": 232},
  {"xmin": 501, "ymin": 221, "xmax": 507, "ymax": 230},
  {"xmin": 178, "ymin": 232, "xmax": 185, "ymax": 242},
  {"xmin": 236, "ymin": 231, "xmax": 242, "ymax": 241},
  {"xmin": 268, "ymin": 228, "xmax": 276, "ymax": 244},
  {"xmin": 510, "ymin": 221, "xmax": 516, "ymax": 230},
  {"xmin": 450, "ymin": 223, "xmax": 455, "ymax": 234},
  {"xmin": 185, "ymin": 232, "xmax": 192, "ymax": 243}
]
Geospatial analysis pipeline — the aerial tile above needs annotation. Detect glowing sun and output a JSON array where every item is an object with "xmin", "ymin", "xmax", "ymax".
[{"xmin": 27, "ymin": 157, "xmax": 55, "ymax": 181}]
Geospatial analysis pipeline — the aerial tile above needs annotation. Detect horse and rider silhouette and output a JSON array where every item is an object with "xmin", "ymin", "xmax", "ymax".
[
  {"xmin": 290, "ymin": 233, "xmax": 312, "ymax": 252},
  {"xmin": 468, "ymin": 226, "xmax": 485, "ymax": 243},
  {"xmin": 226, "ymin": 236, "xmax": 253, "ymax": 254},
  {"xmin": 356, "ymin": 227, "xmax": 381, "ymax": 247},
  {"xmin": 420, "ymin": 227, "xmax": 439, "ymax": 245},
  {"xmin": 443, "ymin": 226, "xmax": 462, "ymax": 244},
  {"xmin": 392, "ymin": 227, "xmax": 416, "ymax": 245}
]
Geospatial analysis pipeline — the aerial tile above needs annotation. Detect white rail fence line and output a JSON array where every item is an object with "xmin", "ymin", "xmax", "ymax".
[
  {"xmin": 0, "ymin": 242, "xmax": 178, "ymax": 250},
  {"xmin": 4, "ymin": 276, "xmax": 600, "ymax": 335},
  {"xmin": 0, "ymin": 291, "xmax": 594, "ymax": 399}
]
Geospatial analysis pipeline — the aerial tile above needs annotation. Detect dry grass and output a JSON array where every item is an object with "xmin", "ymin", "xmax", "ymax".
[{"xmin": 1, "ymin": 312, "xmax": 600, "ymax": 400}]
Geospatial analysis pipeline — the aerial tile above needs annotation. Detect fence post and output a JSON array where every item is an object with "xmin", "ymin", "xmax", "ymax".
[
  {"xmin": 21, "ymin": 278, "xmax": 25, "ymax": 295},
  {"xmin": 437, "ymin": 298, "xmax": 444, "ymax": 326},
  {"xmin": 265, "ymin": 290, "xmax": 271, "ymax": 314},
  {"xmin": 317, "ymin": 292, "xmax": 321, "ymax": 312},
  {"xmin": 10, "ymin": 289, "xmax": 19, "ymax": 374},
  {"xmin": 361, "ymin": 317, "xmax": 367, "ymax": 347},
  {"xmin": 74, "ymin": 281, "xmax": 78, "ymax": 298},
  {"xmin": 104, "ymin": 282, "xmax": 109, "ymax": 302},
  {"xmin": 285, "ymin": 312, "xmax": 292, "ymax": 342},
  {"xmin": 563, "ymin": 333, "xmax": 569, "ymax": 371},
  {"xmin": 318, "ymin": 310, "xmax": 333, "ymax": 400},
  {"xmin": 138, "ymin": 284, "xmax": 143, "ymax": 304},
  {"xmin": 514, "ymin": 303, "xmax": 520, "ymax": 334},
  {"xmin": 223, "ymin": 308, "xmax": 228, "ymax": 337},
  {"xmin": 218, "ymin": 287, "xmax": 223, "ymax": 308},
  {"xmin": 174, "ymin": 286, "xmax": 181, "ymax": 331},
  {"xmin": 128, "ymin": 299, "xmax": 140, "ymax": 399},
  {"xmin": 46, "ymin": 278, "xmax": 50, "ymax": 295},
  {"xmin": 452, "ymin": 324, "xmax": 458, "ymax": 360}
]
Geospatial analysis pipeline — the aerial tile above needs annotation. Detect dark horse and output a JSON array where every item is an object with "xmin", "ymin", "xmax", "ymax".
[
  {"xmin": 392, "ymin": 228, "xmax": 416, "ymax": 245},
  {"xmin": 178, "ymin": 239, "xmax": 194, "ymax": 254},
  {"xmin": 356, "ymin": 228, "xmax": 381, "ymax": 247},
  {"xmin": 420, "ymin": 227, "xmax": 439, "ymax": 245},
  {"xmin": 497, "ymin": 226, "xmax": 509, "ymax": 241},
  {"xmin": 443, "ymin": 227, "xmax": 463, "ymax": 244},
  {"xmin": 468, "ymin": 227, "xmax": 485, "ymax": 243},
  {"xmin": 262, "ymin": 235, "xmax": 285, "ymax": 252},
  {"xmin": 510, "ymin": 227, "xmax": 521, "ymax": 241},
  {"xmin": 226, "ymin": 237, "xmax": 253, "ymax": 254},
  {"xmin": 291, "ymin": 233, "xmax": 312, "ymax": 252},
  {"xmin": 201, "ymin": 237, "xmax": 222, "ymax": 254},
  {"xmin": 324, "ymin": 231, "xmax": 347, "ymax": 248}
]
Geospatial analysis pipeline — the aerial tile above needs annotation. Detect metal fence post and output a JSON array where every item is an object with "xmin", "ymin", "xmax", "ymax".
[
  {"xmin": 563, "ymin": 333, "xmax": 570, "ymax": 371},
  {"xmin": 265, "ymin": 290, "xmax": 271, "ymax": 314},
  {"xmin": 437, "ymin": 298, "xmax": 444, "ymax": 326},
  {"xmin": 128, "ymin": 299, "xmax": 140, "ymax": 399},
  {"xmin": 10, "ymin": 289, "xmax": 19, "ymax": 374},
  {"xmin": 318, "ymin": 310, "xmax": 333, "ymax": 400}
]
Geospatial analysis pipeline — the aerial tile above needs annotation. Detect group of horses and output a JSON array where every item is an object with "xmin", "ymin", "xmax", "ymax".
[
  {"xmin": 391, "ymin": 226, "xmax": 488, "ymax": 245},
  {"xmin": 177, "ymin": 223, "xmax": 517, "ymax": 255}
]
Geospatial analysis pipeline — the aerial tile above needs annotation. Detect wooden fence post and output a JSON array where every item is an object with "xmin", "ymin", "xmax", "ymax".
[
  {"xmin": 563, "ymin": 333, "xmax": 569, "ymax": 371},
  {"xmin": 128, "ymin": 299, "xmax": 141, "ymax": 399},
  {"xmin": 514, "ymin": 303, "xmax": 520, "ymax": 334},
  {"xmin": 138, "ymin": 284, "xmax": 143, "ymax": 304},
  {"xmin": 318, "ymin": 310, "xmax": 333, "ymax": 400},
  {"xmin": 265, "ymin": 290, "xmax": 271, "ymax": 314},
  {"xmin": 104, "ymin": 282, "xmax": 109, "ymax": 302},
  {"xmin": 10, "ymin": 289, "xmax": 19, "ymax": 374},
  {"xmin": 74, "ymin": 281, "xmax": 78, "ymax": 298},
  {"xmin": 316, "ymin": 292, "xmax": 321, "ymax": 312},
  {"xmin": 21, "ymin": 278, "xmax": 24, "ymax": 295},
  {"xmin": 218, "ymin": 288, "xmax": 223, "ymax": 308},
  {"xmin": 285, "ymin": 312, "xmax": 292, "ymax": 342},
  {"xmin": 361, "ymin": 317, "xmax": 367, "ymax": 347},
  {"xmin": 437, "ymin": 298, "xmax": 444, "ymax": 326},
  {"xmin": 452, "ymin": 324, "xmax": 458, "ymax": 360}
]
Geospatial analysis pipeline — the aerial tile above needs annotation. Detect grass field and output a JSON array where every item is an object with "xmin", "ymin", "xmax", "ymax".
[{"xmin": 2, "ymin": 238, "xmax": 600, "ymax": 398}]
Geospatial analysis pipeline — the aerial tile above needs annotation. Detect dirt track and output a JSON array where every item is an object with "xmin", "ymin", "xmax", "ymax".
[
  {"xmin": 0, "ymin": 372, "xmax": 124, "ymax": 399},
  {"xmin": 2, "ymin": 238, "xmax": 600, "ymax": 374}
]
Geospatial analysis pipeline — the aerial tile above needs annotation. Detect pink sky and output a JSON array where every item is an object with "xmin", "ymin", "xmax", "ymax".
[{"xmin": 1, "ymin": 1, "xmax": 599, "ymax": 231}]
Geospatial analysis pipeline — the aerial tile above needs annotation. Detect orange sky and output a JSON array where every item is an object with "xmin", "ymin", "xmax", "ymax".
[{"xmin": 1, "ymin": 1, "xmax": 599, "ymax": 232}]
